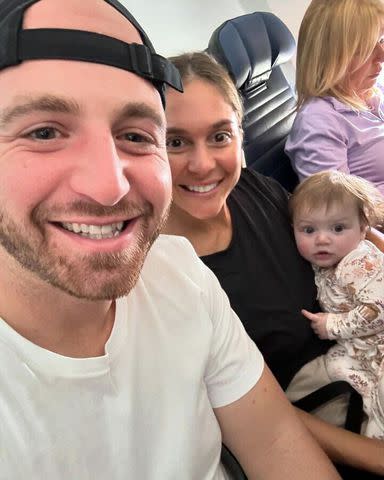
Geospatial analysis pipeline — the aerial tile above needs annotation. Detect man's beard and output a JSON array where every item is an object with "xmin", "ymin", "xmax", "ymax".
[{"xmin": 0, "ymin": 199, "xmax": 169, "ymax": 300}]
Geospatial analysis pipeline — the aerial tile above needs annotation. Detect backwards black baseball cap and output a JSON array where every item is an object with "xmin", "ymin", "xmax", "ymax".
[{"xmin": 0, "ymin": 0, "xmax": 183, "ymax": 106}]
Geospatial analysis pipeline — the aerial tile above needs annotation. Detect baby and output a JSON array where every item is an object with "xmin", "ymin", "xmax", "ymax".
[{"xmin": 289, "ymin": 170, "xmax": 384, "ymax": 438}]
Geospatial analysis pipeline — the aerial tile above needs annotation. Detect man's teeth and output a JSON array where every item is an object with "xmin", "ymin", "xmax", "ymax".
[
  {"xmin": 61, "ymin": 222, "xmax": 124, "ymax": 239},
  {"xmin": 185, "ymin": 183, "xmax": 218, "ymax": 193}
]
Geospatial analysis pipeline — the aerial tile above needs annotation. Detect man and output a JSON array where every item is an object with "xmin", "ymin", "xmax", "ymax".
[{"xmin": 0, "ymin": 0, "xmax": 340, "ymax": 478}]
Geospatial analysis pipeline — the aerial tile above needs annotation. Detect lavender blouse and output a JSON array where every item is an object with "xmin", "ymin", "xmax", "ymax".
[{"xmin": 285, "ymin": 86, "xmax": 384, "ymax": 194}]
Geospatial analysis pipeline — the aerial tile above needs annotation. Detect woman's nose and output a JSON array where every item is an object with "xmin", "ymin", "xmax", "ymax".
[{"xmin": 187, "ymin": 144, "xmax": 216, "ymax": 175}]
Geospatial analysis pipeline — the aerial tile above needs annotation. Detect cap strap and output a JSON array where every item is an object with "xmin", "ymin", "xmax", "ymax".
[{"xmin": 18, "ymin": 28, "xmax": 183, "ymax": 92}]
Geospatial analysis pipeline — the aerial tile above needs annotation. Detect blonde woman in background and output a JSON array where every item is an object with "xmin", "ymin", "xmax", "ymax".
[{"xmin": 285, "ymin": 0, "xmax": 384, "ymax": 194}]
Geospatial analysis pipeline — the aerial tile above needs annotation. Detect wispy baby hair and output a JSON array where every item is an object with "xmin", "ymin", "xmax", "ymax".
[{"xmin": 289, "ymin": 170, "xmax": 384, "ymax": 229}]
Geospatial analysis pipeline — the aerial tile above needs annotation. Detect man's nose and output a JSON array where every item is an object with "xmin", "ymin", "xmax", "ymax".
[{"xmin": 69, "ymin": 134, "xmax": 130, "ymax": 206}]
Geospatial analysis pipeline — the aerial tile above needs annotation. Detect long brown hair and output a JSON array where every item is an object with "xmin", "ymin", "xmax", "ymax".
[{"xmin": 168, "ymin": 51, "xmax": 243, "ymax": 124}]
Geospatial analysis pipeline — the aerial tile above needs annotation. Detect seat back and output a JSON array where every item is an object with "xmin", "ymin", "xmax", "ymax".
[{"xmin": 207, "ymin": 11, "xmax": 298, "ymax": 191}]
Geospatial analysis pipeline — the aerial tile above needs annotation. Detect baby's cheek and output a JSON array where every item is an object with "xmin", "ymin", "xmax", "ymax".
[{"xmin": 296, "ymin": 238, "xmax": 312, "ymax": 261}]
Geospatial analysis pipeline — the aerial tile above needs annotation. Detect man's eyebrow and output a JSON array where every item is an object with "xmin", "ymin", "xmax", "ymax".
[
  {"xmin": 0, "ymin": 95, "xmax": 82, "ymax": 127},
  {"xmin": 114, "ymin": 103, "xmax": 165, "ymax": 132}
]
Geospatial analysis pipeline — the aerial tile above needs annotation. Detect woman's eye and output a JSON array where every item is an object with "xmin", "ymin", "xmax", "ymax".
[
  {"xmin": 166, "ymin": 137, "xmax": 185, "ymax": 149},
  {"xmin": 214, "ymin": 132, "xmax": 231, "ymax": 143},
  {"xmin": 333, "ymin": 224, "xmax": 345, "ymax": 233},
  {"xmin": 26, "ymin": 127, "xmax": 60, "ymax": 140}
]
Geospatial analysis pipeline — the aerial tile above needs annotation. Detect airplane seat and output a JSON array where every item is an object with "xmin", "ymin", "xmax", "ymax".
[{"xmin": 206, "ymin": 11, "xmax": 298, "ymax": 191}]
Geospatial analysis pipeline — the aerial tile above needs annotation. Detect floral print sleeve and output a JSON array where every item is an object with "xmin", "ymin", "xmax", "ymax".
[{"xmin": 325, "ymin": 241, "xmax": 384, "ymax": 340}]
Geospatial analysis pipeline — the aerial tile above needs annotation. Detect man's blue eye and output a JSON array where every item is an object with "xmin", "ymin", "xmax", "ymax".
[
  {"xmin": 124, "ymin": 133, "xmax": 146, "ymax": 143},
  {"xmin": 30, "ymin": 127, "xmax": 57, "ymax": 140}
]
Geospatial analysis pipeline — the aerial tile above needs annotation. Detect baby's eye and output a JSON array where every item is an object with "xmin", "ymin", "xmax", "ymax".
[
  {"xmin": 303, "ymin": 226, "xmax": 315, "ymax": 234},
  {"xmin": 333, "ymin": 224, "xmax": 345, "ymax": 233}
]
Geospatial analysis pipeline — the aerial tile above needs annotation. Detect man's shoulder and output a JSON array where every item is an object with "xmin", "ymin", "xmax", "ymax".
[
  {"xmin": 141, "ymin": 234, "xmax": 208, "ymax": 286},
  {"xmin": 146, "ymin": 234, "xmax": 197, "ymax": 263}
]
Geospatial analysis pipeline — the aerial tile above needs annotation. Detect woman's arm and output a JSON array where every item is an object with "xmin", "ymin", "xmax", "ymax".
[
  {"xmin": 297, "ymin": 408, "xmax": 384, "ymax": 475},
  {"xmin": 367, "ymin": 228, "xmax": 384, "ymax": 251},
  {"xmin": 214, "ymin": 366, "xmax": 341, "ymax": 479}
]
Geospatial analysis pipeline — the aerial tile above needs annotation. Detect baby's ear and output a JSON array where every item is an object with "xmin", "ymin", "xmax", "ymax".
[{"xmin": 361, "ymin": 224, "xmax": 369, "ymax": 239}]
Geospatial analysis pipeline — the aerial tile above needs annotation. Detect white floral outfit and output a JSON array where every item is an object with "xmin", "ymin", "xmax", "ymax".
[{"xmin": 314, "ymin": 240, "xmax": 384, "ymax": 438}]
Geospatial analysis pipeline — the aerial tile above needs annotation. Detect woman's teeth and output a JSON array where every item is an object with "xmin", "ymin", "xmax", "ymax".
[{"xmin": 184, "ymin": 183, "xmax": 218, "ymax": 193}]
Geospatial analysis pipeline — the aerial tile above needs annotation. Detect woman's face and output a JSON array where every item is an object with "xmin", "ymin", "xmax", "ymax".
[
  {"xmin": 348, "ymin": 36, "xmax": 384, "ymax": 95},
  {"xmin": 165, "ymin": 79, "xmax": 242, "ymax": 221}
]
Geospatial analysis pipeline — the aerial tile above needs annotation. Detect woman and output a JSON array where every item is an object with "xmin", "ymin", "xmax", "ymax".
[
  {"xmin": 163, "ymin": 50, "xmax": 384, "ymax": 476},
  {"xmin": 285, "ymin": 0, "xmax": 384, "ymax": 194}
]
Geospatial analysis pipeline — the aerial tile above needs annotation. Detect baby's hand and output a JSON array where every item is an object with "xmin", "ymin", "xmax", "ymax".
[{"xmin": 301, "ymin": 309, "xmax": 329, "ymax": 339}]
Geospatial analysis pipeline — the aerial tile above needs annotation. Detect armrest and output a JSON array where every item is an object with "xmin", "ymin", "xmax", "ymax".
[
  {"xmin": 292, "ymin": 380, "xmax": 364, "ymax": 433},
  {"xmin": 221, "ymin": 443, "xmax": 247, "ymax": 479}
]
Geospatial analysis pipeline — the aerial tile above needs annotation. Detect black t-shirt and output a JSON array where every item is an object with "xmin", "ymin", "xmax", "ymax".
[{"xmin": 201, "ymin": 169, "xmax": 332, "ymax": 390}]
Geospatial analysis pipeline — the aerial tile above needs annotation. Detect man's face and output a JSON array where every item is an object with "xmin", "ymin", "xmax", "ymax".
[{"xmin": 0, "ymin": 58, "xmax": 171, "ymax": 300}]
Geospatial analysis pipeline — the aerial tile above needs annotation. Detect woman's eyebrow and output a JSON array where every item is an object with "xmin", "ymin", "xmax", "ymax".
[
  {"xmin": 167, "ymin": 119, "xmax": 235, "ymax": 135},
  {"xmin": 166, "ymin": 126, "xmax": 187, "ymax": 135}
]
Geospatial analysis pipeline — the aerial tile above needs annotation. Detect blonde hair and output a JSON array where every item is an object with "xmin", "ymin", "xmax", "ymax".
[
  {"xmin": 168, "ymin": 51, "xmax": 243, "ymax": 125},
  {"xmin": 289, "ymin": 171, "xmax": 384, "ymax": 229},
  {"xmin": 296, "ymin": 0, "xmax": 384, "ymax": 110}
]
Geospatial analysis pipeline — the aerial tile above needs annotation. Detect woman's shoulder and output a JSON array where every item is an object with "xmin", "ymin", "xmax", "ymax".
[
  {"xmin": 290, "ymin": 96, "xmax": 351, "ymax": 141},
  {"xmin": 231, "ymin": 169, "xmax": 289, "ymax": 214},
  {"xmin": 297, "ymin": 96, "xmax": 350, "ymax": 117},
  {"xmin": 235, "ymin": 168, "xmax": 288, "ymax": 198}
]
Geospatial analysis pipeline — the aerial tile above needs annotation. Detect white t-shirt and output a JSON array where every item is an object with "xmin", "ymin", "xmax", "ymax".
[{"xmin": 0, "ymin": 235, "xmax": 263, "ymax": 479}]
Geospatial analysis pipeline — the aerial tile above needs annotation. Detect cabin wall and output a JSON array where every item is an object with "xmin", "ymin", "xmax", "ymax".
[{"xmin": 121, "ymin": 0, "xmax": 310, "ymax": 57}]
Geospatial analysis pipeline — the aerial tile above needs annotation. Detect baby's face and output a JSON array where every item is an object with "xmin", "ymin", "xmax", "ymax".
[{"xmin": 293, "ymin": 202, "xmax": 366, "ymax": 268}]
